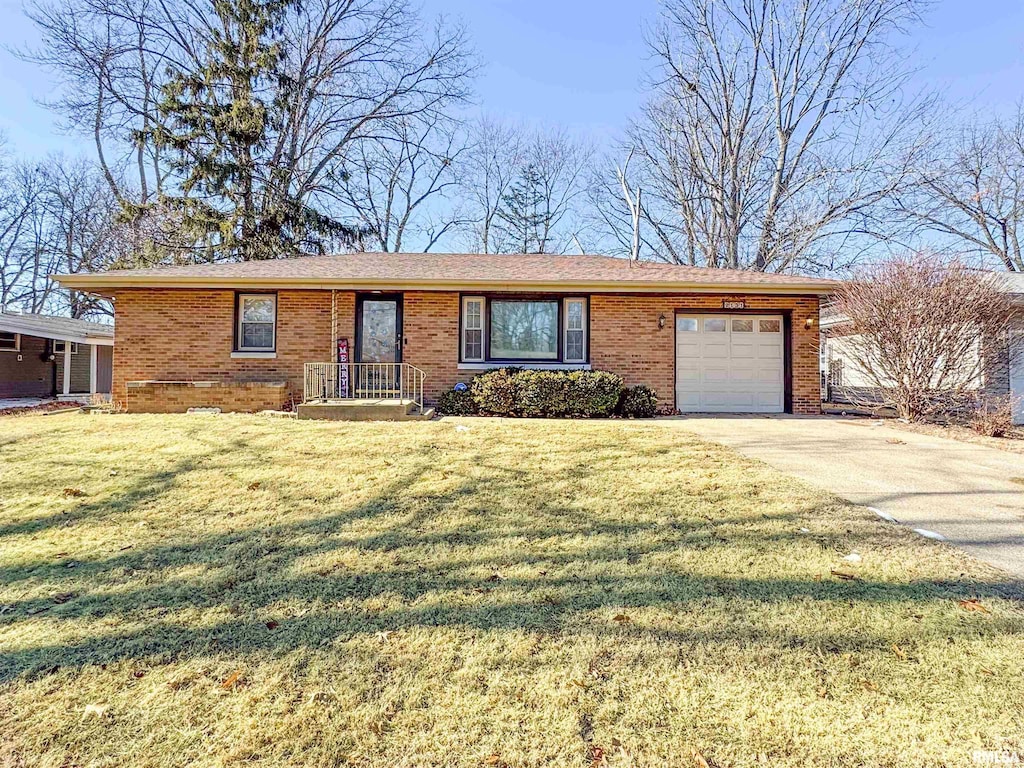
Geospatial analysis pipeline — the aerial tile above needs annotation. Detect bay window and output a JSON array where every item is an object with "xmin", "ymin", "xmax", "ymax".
[{"xmin": 460, "ymin": 295, "xmax": 588, "ymax": 364}]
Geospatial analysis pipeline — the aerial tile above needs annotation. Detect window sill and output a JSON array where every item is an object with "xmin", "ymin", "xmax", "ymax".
[
  {"xmin": 231, "ymin": 351, "xmax": 277, "ymax": 359},
  {"xmin": 457, "ymin": 362, "xmax": 591, "ymax": 371}
]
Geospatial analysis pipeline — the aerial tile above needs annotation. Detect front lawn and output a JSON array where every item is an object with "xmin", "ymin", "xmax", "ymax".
[{"xmin": 0, "ymin": 414, "xmax": 1021, "ymax": 767}]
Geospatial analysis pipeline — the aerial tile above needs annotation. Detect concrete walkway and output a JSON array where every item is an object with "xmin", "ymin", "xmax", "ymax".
[{"xmin": 672, "ymin": 415, "xmax": 1024, "ymax": 578}]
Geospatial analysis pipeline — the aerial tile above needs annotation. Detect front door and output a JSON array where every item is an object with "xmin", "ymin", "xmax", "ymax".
[{"xmin": 356, "ymin": 294, "xmax": 403, "ymax": 396}]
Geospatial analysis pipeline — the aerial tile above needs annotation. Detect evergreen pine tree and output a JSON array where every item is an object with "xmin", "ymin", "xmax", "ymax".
[{"xmin": 147, "ymin": 0, "xmax": 357, "ymax": 260}]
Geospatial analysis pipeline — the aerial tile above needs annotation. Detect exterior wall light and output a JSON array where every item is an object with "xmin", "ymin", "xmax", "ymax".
[
  {"xmin": 804, "ymin": 317, "xmax": 815, "ymax": 329},
  {"xmin": 658, "ymin": 314, "xmax": 667, "ymax": 329}
]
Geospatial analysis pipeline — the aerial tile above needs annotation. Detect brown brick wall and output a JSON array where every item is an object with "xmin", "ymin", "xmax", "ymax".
[
  {"xmin": 112, "ymin": 288, "xmax": 347, "ymax": 411},
  {"xmin": 589, "ymin": 293, "xmax": 821, "ymax": 415},
  {"xmin": 111, "ymin": 287, "xmax": 820, "ymax": 415},
  {"xmin": 402, "ymin": 291, "xmax": 462, "ymax": 401},
  {"xmin": 124, "ymin": 381, "xmax": 289, "ymax": 413}
]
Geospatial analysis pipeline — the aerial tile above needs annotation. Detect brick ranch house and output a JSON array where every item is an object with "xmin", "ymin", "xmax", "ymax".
[{"xmin": 55, "ymin": 253, "xmax": 836, "ymax": 415}]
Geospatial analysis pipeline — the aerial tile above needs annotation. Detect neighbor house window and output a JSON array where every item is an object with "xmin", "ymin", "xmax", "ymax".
[
  {"xmin": 460, "ymin": 296, "xmax": 589, "ymax": 364},
  {"xmin": 53, "ymin": 340, "xmax": 78, "ymax": 355},
  {"xmin": 0, "ymin": 332, "xmax": 19, "ymax": 352},
  {"xmin": 489, "ymin": 299, "xmax": 559, "ymax": 360},
  {"xmin": 563, "ymin": 298, "xmax": 587, "ymax": 362},
  {"xmin": 237, "ymin": 293, "xmax": 277, "ymax": 351},
  {"xmin": 462, "ymin": 296, "xmax": 485, "ymax": 362}
]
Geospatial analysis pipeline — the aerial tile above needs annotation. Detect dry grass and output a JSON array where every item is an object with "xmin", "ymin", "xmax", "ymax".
[
  {"xmin": 0, "ymin": 413, "xmax": 1022, "ymax": 768},
  {"xmin": 886, "ymin": 419, "xmax": 1024, "ymax": 455}
]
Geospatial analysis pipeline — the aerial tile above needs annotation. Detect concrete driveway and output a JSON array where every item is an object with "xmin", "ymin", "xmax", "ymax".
[{"xmin": 673, "ymin": 416, "xmax": 1024, "ymax": 577}]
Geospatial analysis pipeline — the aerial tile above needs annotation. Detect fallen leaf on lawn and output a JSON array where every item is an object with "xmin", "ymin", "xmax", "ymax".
[
  {"xmin": 82, "ymin": 703, "xmax": 108, "ymax": 719},
  {"xmin": 980, "ymin": 667, "xmax": 995, "ymax": 676},
  {"xmin": 265, "ymin": 620, "xmax": 280, "ymax": 630},
  {"xmin": 132, "ymin": 670, "xmax": 146, "ymax": 679},
  {"xmin": 612, "ymin": 614, "xmax": 631, "ymax": 623},
  {"xmin": 62, "ymin": 487, "xmax": 84, "ymax": 497},
  {"xmin": 958, "ymin": 598, "xmax": 991, "ymax": 614},
  {"xmin": 247, "ymin": 482, "xmax": 262, "ymax": 491},
  {"xmin": 861, "ymin": 679, "xmax": 879, "ymax": 692},
  {"xmin": 54, "ymin": 551, "xmax": 69, "ymax": 557},
  {"xmin": 485, "ymin": 573, "xmax": 502, "ymax": 582},
  {"xmin": 830, "ymin": 569, "xmax": 860, "ymax": 581},
  {"xmin": 570, "ymin": 679, "xmax": 589, "ymax": 690},
  {"xmin": 588, "ymin": 745, "xmax": 606, "ymax": 767},
  {"xmin": 483, "ymin": 755, "xmax": 502, "ymax": 766},
  {"xmin": 891, "ymin": 644, "xmax": 907, "ymax": 660},
  {"xmin": 119, "ymin": 544, "xmax": 133, "ymax": 551},
  {"xmin": 220, "ymin": 670, "xmax": 243, "ymax": 689},
  {"xmin": 690, "ymin": 747, "xmax": 711, "ymax": 768},
  {"xmin": 51, "ymin": 592, "xmax": 76, "ymax": 604}
]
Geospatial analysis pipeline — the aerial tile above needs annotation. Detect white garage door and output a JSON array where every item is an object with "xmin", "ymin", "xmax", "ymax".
[{"xmin": 676, "ymin": 314, "xmax": 785, "ymax": 413}]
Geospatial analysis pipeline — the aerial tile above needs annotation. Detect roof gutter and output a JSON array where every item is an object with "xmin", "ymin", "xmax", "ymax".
[
  {"xmin": 53, "ymin": 274, "xmax": 838, "ymax": 296},
  {"xmin": 0, "ymin": 319, "xmax": 114, "ymax": 345}
]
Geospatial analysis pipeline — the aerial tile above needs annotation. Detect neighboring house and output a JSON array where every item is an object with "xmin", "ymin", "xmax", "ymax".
[
  {"xmin": 54, "ymin": 253, "xmax": 835, "ymax": 415},
  {"xmin": 821, "ymin": 273, "xmax": 1024, "ymax": 424},
  {"xmin": 0, "ymin": 312, "xmax": 115, "ymax": 400}
]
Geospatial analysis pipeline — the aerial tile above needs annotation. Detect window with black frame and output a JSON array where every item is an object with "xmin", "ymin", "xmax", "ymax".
[{"xmin": 461, "ymin": 296, "xmax": 588, "ymax": 364}]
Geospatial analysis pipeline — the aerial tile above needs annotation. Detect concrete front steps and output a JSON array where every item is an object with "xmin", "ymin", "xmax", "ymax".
[{"xmin": 295, "ymin": 398, "xmax": 434, "ymax": 421}]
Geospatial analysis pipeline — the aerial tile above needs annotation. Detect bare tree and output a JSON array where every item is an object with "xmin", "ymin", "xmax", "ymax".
[
  {"xmin": 334, "ymin": 114, "xmax": 468, "ymax": 252},
  {"xmin": 460, "ymin": 120, "xmax": 594, "ymax": 254},
  {"xmin": 629, "ymin": 0, "xmax": 931, "ymax": 272},
  {"xmin": 832, "ymin": 254, "xmax": 1016, "ymax": 420},
  {"xmin": 458, "ymin": 118, "xmax": 525, "ymax": 254},
  {"xmin": 0, "ymin": 139, "xmax": 128, "ymax": 317},
  {"xmin": 893, "ymin": 105, "xmax": 1024, "ymax": 272},
  {"xmin": 23, "ymin": 0, "xmax": 476, "ymax": 262}
]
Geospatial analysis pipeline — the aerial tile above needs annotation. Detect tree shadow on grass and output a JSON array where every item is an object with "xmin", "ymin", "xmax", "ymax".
[{"xmin": 2, "ymin": 427, "xmax": 1023, "ymax": 684}]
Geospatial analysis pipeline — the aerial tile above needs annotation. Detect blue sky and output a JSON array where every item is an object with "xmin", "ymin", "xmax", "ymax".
[{"xmin": 1, "ymin": 0, "xmax": 1023, "ymax": 158}]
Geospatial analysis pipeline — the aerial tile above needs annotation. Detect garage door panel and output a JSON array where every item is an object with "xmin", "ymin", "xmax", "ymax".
[
  {"xmin": 675, "ymin": 313, "xmax": 785, "ymax": 414},
  {"xmin": 677, "ymin": 340, "xmax": 701, "ymax": 358},
  {"xmin": 756, "ymin": 367, "xmax": 782, "ymax": 384},
  {"xmin": 702, "ymin": 366, "xmax": 731, "ymax": 383},
  {"xmin": 702, "ymin": 343, "xmax": 731, "ymax": 358},
  {"xmin": 676, "ymin": 367, "xmax": 701, "ymax": 384}
]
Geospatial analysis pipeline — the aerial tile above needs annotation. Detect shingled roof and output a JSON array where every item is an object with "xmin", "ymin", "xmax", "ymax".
[
  {"xmin": 55, "ymin": 252, "xmax": 837, "ymax": 293},
  {"xmin": 0, "ymin": 312, "xmax": 114, "ymax": 343}
]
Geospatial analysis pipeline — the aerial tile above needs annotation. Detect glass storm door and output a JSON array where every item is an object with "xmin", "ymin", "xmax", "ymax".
[{"xmin": 356, "ymin": 295, "xmax": 402, "ymax": 396}]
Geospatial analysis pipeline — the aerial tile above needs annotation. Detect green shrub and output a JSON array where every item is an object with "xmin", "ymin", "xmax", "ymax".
[
  {"xmin": 471, "ymin": 367, "xmax": 522, "ymax": 416},
  {"xmin": 435, "ymin": 387, "xmax": 478, "ymax": 416},
  {"xmin": 618, "ymin": 385, "xmax": 659, "ymax": 418},
  {"xmin": 471, "ymin": 368, "xmax": 623, "ymax": 418},
  {"xmin": 565, "ymin": 370, "xmax": 623, "ymax": 418},
  {"xmin": 517, "ymin": 370, "xmax": 570, "ymax": 417}
]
